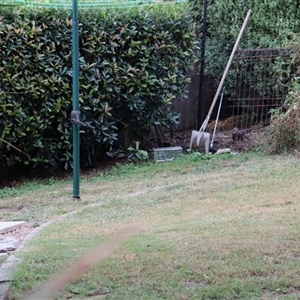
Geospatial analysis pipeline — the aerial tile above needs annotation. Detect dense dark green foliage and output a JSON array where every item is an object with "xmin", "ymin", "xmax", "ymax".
[
  {"xmin": 189, "ymin": 0, "xmax": 300, "ymax": 86},
  {"xmin": 190, "ymin": 0, "xmax": 300, "ymax": 48},
  {"xmin": 0, "ymin": 5, "xmax": 197, "ymax": 173}
]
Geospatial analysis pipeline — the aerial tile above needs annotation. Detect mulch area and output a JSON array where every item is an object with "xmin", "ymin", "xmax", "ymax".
[
  {"xmin": 145, "ymin": 116, "xmax": 267, "ymax": 154},
  {"xmin": 167, "ymin": 127, "xmax": 265, "ymax": 153}
]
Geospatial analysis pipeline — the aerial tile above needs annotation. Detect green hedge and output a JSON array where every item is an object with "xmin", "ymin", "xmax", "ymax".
[{"xmin": 0, "ymin": 5, "xmax": 197, "ymax": 173}]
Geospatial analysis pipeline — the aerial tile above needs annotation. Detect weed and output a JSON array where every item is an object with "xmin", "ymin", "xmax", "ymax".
[
  {"xmin": 127, "ymin": 141, "xmax": 149, "ymax": 162},
  {"xmin": 262, "ymin": 37, "xmax": 300, "ymax": 154},
  {"xmin": 0, "ymin": 187, "xmax": 19, "ymax": 199}
]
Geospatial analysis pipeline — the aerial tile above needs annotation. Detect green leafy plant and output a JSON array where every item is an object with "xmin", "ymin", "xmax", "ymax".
[
  {"xmin": 263, "ymin": 80, "xmax": 300, "ymax": 154},
  {"xmin": 127, "ymin": 141, "xmax": 149, "ymax": 161},
  {"xmin": 106, "ymin": 146, "xmax": 125, "ymax": 159}
]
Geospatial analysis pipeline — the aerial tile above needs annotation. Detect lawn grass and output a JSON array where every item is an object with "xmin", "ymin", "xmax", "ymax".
[{"xmin": 2, "ymin": 152, "xmax": 300, "ymax": 299}]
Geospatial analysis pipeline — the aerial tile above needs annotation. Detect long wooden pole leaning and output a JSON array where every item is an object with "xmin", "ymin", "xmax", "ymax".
[{"xmin": 199, "ymin": 9, "xmax": 252, "ymax": 132}]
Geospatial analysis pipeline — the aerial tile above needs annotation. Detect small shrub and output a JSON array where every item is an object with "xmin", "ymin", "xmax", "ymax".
[
  {"xmin": 262, "ymin": 36, "xmax": 300, "ymax": 154},
  {"xmin": 263, "ymin": 83, "xmax": 300, "ymax": 154},
  {"xmin": 127, "ymin": 141, "xmax": 149, "ymax": 162}
]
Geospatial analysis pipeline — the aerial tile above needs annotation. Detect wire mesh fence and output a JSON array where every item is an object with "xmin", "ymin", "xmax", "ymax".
[
  {"xmin": 199, "ymin": 47, "xmax": 291, "ymax": 130},
  {"xmin": 228, "ymin": 48, "xmax": 290, "ymax": 129}
]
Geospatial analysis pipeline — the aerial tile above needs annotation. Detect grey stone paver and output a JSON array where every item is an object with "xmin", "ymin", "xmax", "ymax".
[
  {"xmin": 0, "ymin": 222, "xmax": 25, "ymax": 234},
  {"xmin": 0, "ymin": 221, "xmax": 49, "ymax": 299},
  {"xmin": 0, "ymin": 221, "xmax": 26, "ymax": 299},
  {"xmin": 0, "ymin": 283, "xmax": 9, "ymax": 300},
  {"xmin": 0, "ymin": 237, "xmax": 19, "ymax": 253}
]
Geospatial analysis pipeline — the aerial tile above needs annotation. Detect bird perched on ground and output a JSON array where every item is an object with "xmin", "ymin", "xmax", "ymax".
[{"xmin": 232, "ymin": 127, "xmax": 250, "ymax": 141}]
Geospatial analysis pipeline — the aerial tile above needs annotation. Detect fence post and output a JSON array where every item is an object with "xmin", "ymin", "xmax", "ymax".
[
  {"xmin": 72, "ymin": 0, "xmax": 80, "ymax": 200},
  {"xmin": 197, "ymin": 0, "xmax": 208, "ymax": 129}
]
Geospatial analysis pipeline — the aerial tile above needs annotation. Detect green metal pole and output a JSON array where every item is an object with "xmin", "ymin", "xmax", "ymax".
[{"xmin": 72, "ymin": 0, "xmax": 80, "ymax": 199}]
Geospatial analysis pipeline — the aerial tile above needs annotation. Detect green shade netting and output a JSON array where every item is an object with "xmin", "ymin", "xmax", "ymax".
[{"xmin": 0, "ymin": 0, "xmax": 186, "ymax": 8}]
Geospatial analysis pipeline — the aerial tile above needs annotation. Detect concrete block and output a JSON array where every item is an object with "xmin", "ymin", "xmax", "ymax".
[
  {"xmin": 0, "ymin": 222, "xmax": 25, "ymax": 234},
  {"xmin": 153, "ymin": 146, "xmax": 182, "ymax": 162}
]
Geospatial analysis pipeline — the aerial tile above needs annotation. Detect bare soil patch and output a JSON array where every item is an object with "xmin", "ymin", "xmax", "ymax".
[{"xmin": 145, "ymin": 117, "xmax": 267, "ymax": 153}]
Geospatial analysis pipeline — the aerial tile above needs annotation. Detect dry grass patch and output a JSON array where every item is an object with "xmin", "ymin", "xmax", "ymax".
[{"xmin": 3, "ymin": 152, "xmax": 300, "ymax": 299}]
